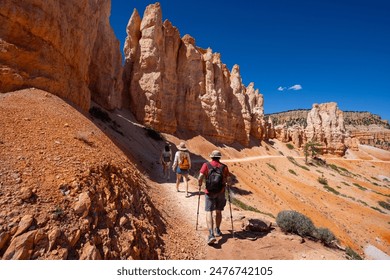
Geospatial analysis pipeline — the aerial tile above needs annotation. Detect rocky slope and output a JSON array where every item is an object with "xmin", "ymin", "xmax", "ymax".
[
  {"xmin": 0, "ymin": 89, "xmax": 165, "ymax": 259},
  {"xmin": 123, "ymin": 3, "xmax": 269, "ymax": 146},
  {"xmin": 1, "ymin": 89, "xmax": 357, "ymax": 260},
  {"xmin": 0, "ymin": 0, "xmax": 122, "ymax": 111}
]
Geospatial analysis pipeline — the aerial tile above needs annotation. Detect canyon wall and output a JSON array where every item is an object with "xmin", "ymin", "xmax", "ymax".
[
  {"xmin": 0, "ymin": 0, "xmax": 122, "ymax": 111},
  {"xmin": 123, "ymin": 3, "xmax": 268, "ymax": 145}
]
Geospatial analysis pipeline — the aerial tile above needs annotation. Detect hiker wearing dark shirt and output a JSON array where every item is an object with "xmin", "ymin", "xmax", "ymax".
[
  {"xmin": 198, "ymin": 150, "xmax": 231, "ymax": 245},
  {"xmin": 160, "ymin": 143, "xmax": 172, "ymax": 181}
]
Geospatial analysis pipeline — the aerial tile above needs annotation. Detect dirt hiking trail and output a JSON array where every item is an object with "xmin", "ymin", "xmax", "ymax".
[{"xmin": 101, "ymin": 107, "xmax": 348, "ymax": 260}]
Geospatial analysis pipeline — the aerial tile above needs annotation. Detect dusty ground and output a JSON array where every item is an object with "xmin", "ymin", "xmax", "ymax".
[{"xmin": 1, "ymin": 89, "xmax": 389, "ymax": 260}]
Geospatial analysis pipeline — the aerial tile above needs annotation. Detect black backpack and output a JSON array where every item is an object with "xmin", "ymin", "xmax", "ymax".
[{"xmin": 205, "ymin": 162, "xmax": 225, "ymax": 193}]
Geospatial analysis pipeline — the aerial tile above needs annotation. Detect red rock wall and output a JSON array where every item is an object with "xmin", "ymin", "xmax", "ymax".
[{"xmin": 0, "ymin": 0, "xmax": 122, "ymax": 111}]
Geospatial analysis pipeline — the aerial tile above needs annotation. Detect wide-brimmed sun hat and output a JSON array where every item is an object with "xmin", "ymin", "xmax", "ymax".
[
  {"xmin": 177, "ymin": 142, "xmax": 188, "ymax": 151},
  {"xmin": 209, "ymin": 150, "xmax": 222, "ymax": 158}
]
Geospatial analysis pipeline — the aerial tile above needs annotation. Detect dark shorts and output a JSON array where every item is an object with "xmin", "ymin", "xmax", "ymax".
[
  {"xmin": 176, "ymin": 167, "xmax": 189, "ymax": 175},
  {"xmin": 205, "ymin": 191, "xmax": 226, "ymax": 212}
]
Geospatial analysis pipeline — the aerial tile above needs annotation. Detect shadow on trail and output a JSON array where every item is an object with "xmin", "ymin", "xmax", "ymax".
[{"xmin": 210, "ymin": 228, "xmax": 274, "ymax": 249}]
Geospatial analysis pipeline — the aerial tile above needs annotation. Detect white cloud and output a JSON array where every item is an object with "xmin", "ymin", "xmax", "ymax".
[
  {"xmin": 277, "ymin": 86, "xmax": 286, "ymax": 91},
  {"xmin": 288, "ymin": 84, "xmax": 302, "ymax": 91}
]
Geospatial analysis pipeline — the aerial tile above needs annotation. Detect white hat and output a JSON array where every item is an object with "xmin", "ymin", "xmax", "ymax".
[
  {"xmin": 177, "ymin": 142, "xmax": 188, "ymax": 151},
  {"xmin": 209, "ymin": 150, "xmax": 222, "ymax": 158}
]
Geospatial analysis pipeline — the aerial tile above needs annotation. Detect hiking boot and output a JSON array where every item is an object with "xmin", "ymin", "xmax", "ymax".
[
  {"xmin": 207, "ymin": 234, "xmax": 216, "ymax": 245},
  {"xmin": 214, "ymin": 228, "xmax": 222, "ymax": 237}
]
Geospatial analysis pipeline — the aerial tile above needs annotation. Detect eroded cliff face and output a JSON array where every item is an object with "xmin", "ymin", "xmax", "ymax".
[
  {"xmin": 305, "ymin": 102, "xmax": 346, "ymax": 155},
  {"xmin": 273, "ymin": 102, "xmax": 348, "ymax": 155},
  {"xmin": 123, "ymin": 3, "xmax": 268, "ymax": 145},
  {"xmin": 0, "ymin": 0, "xmax": 122, "ymax": 111}
]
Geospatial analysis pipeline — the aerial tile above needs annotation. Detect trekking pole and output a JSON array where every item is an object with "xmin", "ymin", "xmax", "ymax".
[
  {"xmin": 196, "ymin": 182, "xmax": 201, "ymax": 230},
  {"xmin": 226, "ymin": 183, "xmax": 234, "ymax": 238}
]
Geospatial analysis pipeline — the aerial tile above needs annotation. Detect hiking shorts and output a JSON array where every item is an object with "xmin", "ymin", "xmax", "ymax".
[
  {"xmin": 205, "ymin": 191, "xmax": 226, "ymax": 212},
  {"xmin": 176, "ymin": 167, "xmax": 189, "ymax": 175}
]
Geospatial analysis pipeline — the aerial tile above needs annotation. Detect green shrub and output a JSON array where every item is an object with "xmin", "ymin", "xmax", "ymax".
[
  {"xmin": 318, "ymin": 176, "xmax": 328, "ymax": 185},
  {"xmin": 229, "ymin": 194, "xmax": 274, "ymax": 218},
  {"xmin": 346, "ymin": 247, "xmax": 363, "ymax": 260},
  {"xmin": 286, "ymin": 143, "xmax": 294, "ymax": 150},
  {"xmin": 287, "ymin": 156, "xmax": 310, "ymax": 171},
  {"xmin": 315, "ymin": 227, "xmax": 337, "ymax": 247},
  {"xmin": 378, "ymin": 201, "xmax": 390, "ymax": 210},
  {"xmin": 266, "ymin": 163, "xmax": 277, "ymax": 171},
  {"xmin": 276, "ymin": 210, "xmax": 316, "ymax": 237},
  {"xmin": 288, "ymin": 169, "xmax": 297, "ymax": 176},
  {"xmin": 358, "ymin": 200, "xmax": 368, "ymax": 206},
  {"xmin": 328, "ymin": 164, "xmax": 338, "ymax": 171},
  {"xmin": 371, "ymin": 206, "xmax": 385, "ymax": 214},
  {"xmin": 353, "ymin": 183, "xmax": 367, "ymax": 191},
  {"xmin": 300, "ymin": 165, "xmax": 310, "ymax": 171},
  {"xmin": 323, "ymin": 185, "xmax": 340, "ymax": 195}
]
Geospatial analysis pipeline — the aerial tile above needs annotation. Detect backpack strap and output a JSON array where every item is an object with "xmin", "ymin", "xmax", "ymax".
[
  {"xmin": 206, "ymin": 162, "xmax": 224, "ymax": 175},
  {"xmin": 206, "ymin": 162, "xmax": 214, "ymax": 174}
]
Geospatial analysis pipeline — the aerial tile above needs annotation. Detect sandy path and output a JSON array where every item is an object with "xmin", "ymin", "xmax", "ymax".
[{"xmin": 106, "ymin": 108, "xmax": 348, "ymax": 260}]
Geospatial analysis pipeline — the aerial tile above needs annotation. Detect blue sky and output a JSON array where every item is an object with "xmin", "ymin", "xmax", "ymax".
[{"xmin": 110, "ymin": 0, "xmax": 390, "ymax": 121}]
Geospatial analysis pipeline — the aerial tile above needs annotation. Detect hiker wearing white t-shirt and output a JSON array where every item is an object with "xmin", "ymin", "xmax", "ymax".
[{"xmin": 172, "ymin": 142, "xmax": 191, "ymax": 197}]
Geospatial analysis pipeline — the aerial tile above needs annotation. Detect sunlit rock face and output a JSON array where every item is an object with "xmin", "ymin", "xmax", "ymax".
[
  {"xmin": 123, "ymin": 3, "xmax": 268, "ymax": 145},
  {"xmin": 306, "ymin": 102, "xmax": 347, "ymax": 155},
  {"xmin": 0, "ymin": 0, "xmax": 123, "ymax": 111}
]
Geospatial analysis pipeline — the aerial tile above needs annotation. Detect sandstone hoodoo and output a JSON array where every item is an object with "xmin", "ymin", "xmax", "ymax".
[
  {"xmin": 270, "ymin": 104, "xmax": 390, "ymax": 154},
  {"xmin": 0, "ymin": 0, "xmax": 123, "ymax": 111},
  {"xmin": 123, "ymin": 3, "xmax": 270, "ymax": 146},
  {"xmin": 274, "ymin": 102, "xmax": 347, "ymax": 155},
  {"xmin": 305, "ymin": 102, "xmax": 347, "ymax": 155}
]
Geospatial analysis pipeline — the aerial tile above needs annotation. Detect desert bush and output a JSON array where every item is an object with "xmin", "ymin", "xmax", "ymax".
[
  {"xmin": 345, "ymin": 247, "xmax": 363, "ymax": 260},
  {"xmin": 315, "ymin": 227, "xmax": 337, "ymax": 247},
  {"xmin": 288, "ymin": 169, "xmax": 297, "ymax": 176},
  {"xmin": 353, "ymin": 182, "xmax": 367, "ymax": 191},
  {"xmin": 371, "ymin": 206, "xmax": 385, "ymax": 214},
  {"xmin": 276, "ymin": 210, "xmax": 316, "ymax": 237},
  {"xmin": 318, "ymin": 175, "xmax": 328, "ymax": 185},
  {"xmin": 286, "ymin": 143, "xmax": 294, "ymax": 150},
  {"xmin": 287, "ymin": 156, "xmax": 310, "ymax": 171},
  {"xmin": 378, "ymin": 201, "xmax": 390, "ymax": 210},
  {"xmin": 323, "ymin": 185, "xmax": 340, "ymax": 195},
  {"xmin": 266, "ymin": 163, "xmax": 277, "ymax": 171}
]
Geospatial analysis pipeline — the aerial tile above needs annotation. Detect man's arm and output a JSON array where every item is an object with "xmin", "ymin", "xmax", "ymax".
[{"xmin": 198, "ymin": 173, "xmax": 204, "ymax": 187}]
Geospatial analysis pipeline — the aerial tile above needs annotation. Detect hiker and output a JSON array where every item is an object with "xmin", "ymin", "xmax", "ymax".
[
  {"xmin": 160, "ymin": 143, "xmax": 172, "ymax": 180},
  {"xmin": 172, "ymin": 142, "xmax": 191, "ymax": 197},
  {"xmin": 198, "ymin": 150, "xmax": 231, "ymax": 245}
]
